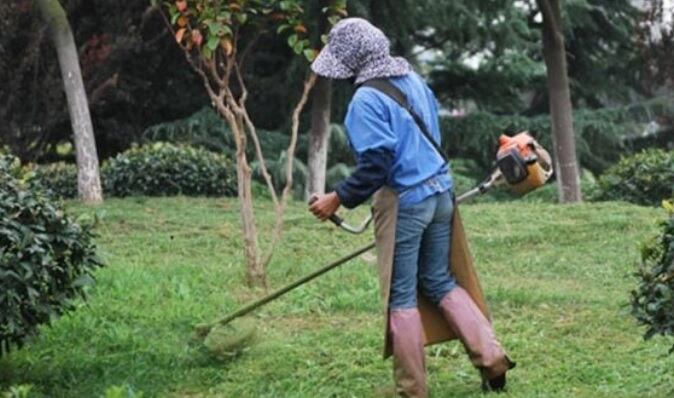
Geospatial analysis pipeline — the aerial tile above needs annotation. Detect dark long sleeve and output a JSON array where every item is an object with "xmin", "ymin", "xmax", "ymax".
[{"xmin": 334, "ymin": 147, "xmax": 394, "ymax": 209}]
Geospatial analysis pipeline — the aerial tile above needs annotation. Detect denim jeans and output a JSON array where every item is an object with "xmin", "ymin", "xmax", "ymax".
[{"xmin": 389, "ymin": 190, "xmax": 457, "ymax": 310}]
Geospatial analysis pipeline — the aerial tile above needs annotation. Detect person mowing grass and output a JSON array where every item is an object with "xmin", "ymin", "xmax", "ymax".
[{"xmin": 308, "ymin": 18, "xmax": 515, "ymax": 397}]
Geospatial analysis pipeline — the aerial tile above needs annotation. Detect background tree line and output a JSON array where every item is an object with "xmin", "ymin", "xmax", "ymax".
[{"xmin": 0, "ymin": 0, "xmax": 672, "ymax": 186}]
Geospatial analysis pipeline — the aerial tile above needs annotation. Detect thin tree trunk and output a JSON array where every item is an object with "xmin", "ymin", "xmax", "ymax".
[
  {"xmin": 537, "ymin": 0, "xmax": 582, "ymax": 203},
  {"xmin": 233, "ymin": 124, "xmax": 265, "ymax": 288},
  {"xmin": 36, "ymin": 0, "xmax": 103, "ymax": 204},
  {"xmin": 305, "ymin": 76, "xmax": 332, "ymax": 198}
]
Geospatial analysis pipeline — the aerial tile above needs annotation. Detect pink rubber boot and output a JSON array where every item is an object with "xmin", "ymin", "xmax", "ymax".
[
  {"xmin": 389, "ymin": 308, "xmax": 427, "ymax": 398},
  {"xmin": 438, "ymin": 287, "xmax": 514, "ymax": 391}
]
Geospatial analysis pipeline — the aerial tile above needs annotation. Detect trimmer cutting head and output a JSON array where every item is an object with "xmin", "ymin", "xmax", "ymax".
[{"xmin": 195, "ymin": 316, "xmax": 257, "ymax": 361}]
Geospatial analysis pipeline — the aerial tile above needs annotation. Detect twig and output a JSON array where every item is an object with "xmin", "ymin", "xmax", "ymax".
[
  {"xmin": 261, "ymin": 72, "xmax": 317, "ymax": 267},
  {"xmin": 235, "ymin": 63, "xmax": 281, "ymax": 210}
]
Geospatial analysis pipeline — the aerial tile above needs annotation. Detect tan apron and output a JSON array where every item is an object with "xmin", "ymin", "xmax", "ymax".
[{"xmin": 372, "ymin": 187, "xmax": 490, "ymax": 359}]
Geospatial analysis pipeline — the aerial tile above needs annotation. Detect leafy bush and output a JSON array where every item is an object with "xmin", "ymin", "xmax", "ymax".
[
  {"xmin": 631, "ymin": 203, "xmax": 674, "ymax": 352},
  {"xmin": 30, "ymin": 162, "xmax": 78, "ymax": 199},
  {"xmin": 142, "ymin": 107, "xmax": 235, "ymax": 155},
  {"xmin": 0, "ymin": 154, "xmax": 102, "ymax": 355},
  {"xmin": 593, "ymin": 149, "xmax": 674, "ymax": 206},
  {"xmin": 103, "ymin": 143, "xmax": 237, "ymax": 197}
]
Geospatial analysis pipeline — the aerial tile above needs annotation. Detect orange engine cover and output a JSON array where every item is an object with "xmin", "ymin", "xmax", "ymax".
[{"xmin": 495, "ymin": 132, "xmax": 553, "ymax": 195}]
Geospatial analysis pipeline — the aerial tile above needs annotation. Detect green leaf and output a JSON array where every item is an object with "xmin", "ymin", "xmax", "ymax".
[
  {"xmin": 236, "ymin": 13, "xmax": 248, "ymax": 24},
  {"xmin": 207, "ymin": 21, "xmax": 221, "ymax": 35},
  {"xmin": 207, "ymin": 35, "xmax": 220, "ymax": 51},
  {"xmin": 202, "ymin": 46, "xmax": 213, "ymax": 59},
  {"xmin": 303, "ymin": 49, "xmax": 316, "ymax": 62},
  {"xmin": 171, "ymin": 10, "xmax": 181, "ymax": 24},
  {"xmin": 280, "ymin": 1, "xmax": 292, "ymax": 11},
  {"xmin": 287, "ymin": 34, "xmax": 298, "ymax": 47},
  {"xmin": 277, "ymin": 24, "xmax": 291, "ymax": 34}
]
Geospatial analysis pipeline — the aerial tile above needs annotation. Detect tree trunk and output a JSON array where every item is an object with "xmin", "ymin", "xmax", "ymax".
[
  {"xmin": 537, "ymin": 0, "xmax": 582, "ymax": 203},
  {"xmin": 230, "ymin": 113, "xmax": 266, "ymax": 288},
  {"xmin": 305, "ymin": 76, "xmax": 332, "ymax": 198},
  {"xmin": 36, "ymin": 0, "xmax": 103, "ymax": 204}
]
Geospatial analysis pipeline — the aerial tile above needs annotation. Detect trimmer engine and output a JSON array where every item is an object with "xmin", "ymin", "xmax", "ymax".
[{"xmin": 496, "ymin": 132, "xmax": 553, "ymax": 195}]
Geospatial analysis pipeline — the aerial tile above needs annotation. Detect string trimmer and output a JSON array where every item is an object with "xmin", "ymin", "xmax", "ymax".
[{"xmin": 195, "ymin": 132, "xmax": 553, "ymax": 359}]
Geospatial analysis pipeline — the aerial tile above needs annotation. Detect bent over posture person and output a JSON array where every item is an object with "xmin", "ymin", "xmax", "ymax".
[{"xmin": 308, "ymin": 18, "xmax": 514, "ymax": 397}]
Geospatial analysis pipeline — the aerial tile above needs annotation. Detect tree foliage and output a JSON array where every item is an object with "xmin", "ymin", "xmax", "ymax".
[
  {"xmin": 0, "ymin": 0, "xmax": 207, "ymax": 162},
  {"xmin": 161, "ymin": 0, "xmax": 345, "ymax": 287},
  {"xmin": 417, "ymin": 0, "xmax": 643, "ymax": 113}
]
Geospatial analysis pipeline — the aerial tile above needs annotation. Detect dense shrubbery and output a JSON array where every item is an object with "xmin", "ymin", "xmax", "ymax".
[
  {"xmin": 30, "ymin": 162, "xmax": 78, "ymax": 199},
  {"xmin": 631, "ymin": 204, "xmax": 674, "ymax": 352},
  {"xmin": 0, "ymin": 155, "xmax": 102, "ymax": 355},
  {"xmin": 29, "ymin": 143, "xmax": 237, "ymax": 199},
  {"xmin": 593, "ymin": 149, "xmax": 674, "ymax": 206},
  {"xmin": 104, "ymin": 143, "xmax": 237, "ymax": 197}
]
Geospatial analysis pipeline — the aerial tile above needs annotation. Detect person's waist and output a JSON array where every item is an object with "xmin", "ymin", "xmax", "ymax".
[{"xmin": 396, "ymin": 171, "xmax": 452, "ymax": 206}]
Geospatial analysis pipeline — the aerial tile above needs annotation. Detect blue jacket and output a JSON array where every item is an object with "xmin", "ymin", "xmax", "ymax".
[{"xmin": 335, "ymin": 72, "xmax": 453, "ymax": 209}]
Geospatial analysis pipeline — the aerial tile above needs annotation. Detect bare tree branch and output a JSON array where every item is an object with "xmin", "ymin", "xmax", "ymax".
[{"xmin": 261, "ymin": 73, "xmax": 316, "ymax": 268}]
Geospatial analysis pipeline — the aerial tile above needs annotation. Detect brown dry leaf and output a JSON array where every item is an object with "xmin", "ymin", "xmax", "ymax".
[{"xmin": 220, "ymin": 37, "xmax": 233, "ymax": 56}]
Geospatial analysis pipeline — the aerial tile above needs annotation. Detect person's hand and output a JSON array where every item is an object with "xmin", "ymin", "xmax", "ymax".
[{"xmin": 308, "ymin": 192, "xmax": 341, "ymax": 221}]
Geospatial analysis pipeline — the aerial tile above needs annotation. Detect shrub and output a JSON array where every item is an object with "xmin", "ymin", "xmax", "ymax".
[
  {"xmin": 630, "ymin": 203, "xmax": 674, "ymax": 352},
  {"xmin": 0, "ymin": 154, "xmax": 102, "ymax": 355},
  {"xmin": 31, "ymin": 162, "xmax": 78, "ymax": 199},
  {"xmin": 593, "ymin": 149, "xmax": 674, "ymax": 206},
  {"xmin": 103, "ymin": 143, "xmax": 237, "ymax": 197}
]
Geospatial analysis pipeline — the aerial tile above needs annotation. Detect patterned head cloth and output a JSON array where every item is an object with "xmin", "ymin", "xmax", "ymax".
[{"xmin": 311, "ymin": 18, "xmax": 411, "ymax": 84}]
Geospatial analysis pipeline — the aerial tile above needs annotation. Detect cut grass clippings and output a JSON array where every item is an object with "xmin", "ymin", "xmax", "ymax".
[{"xmin": 1, "ymin": 197, "xmax": 673, "ymax": 397}]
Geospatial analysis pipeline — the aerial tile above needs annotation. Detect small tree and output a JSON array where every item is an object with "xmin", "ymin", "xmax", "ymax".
[
  {"xmin": 160, "ymin": 0, "xmax": 344, "ymax": 287},
  {"xmin": 35, "ymin": 0, "xmax": 103, "ymax": 204}
]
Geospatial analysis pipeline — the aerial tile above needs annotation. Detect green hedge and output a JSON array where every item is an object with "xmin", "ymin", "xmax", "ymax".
[
  {"xmin": 30, "ymin": 143, "xmax": 238, "ymax": 199},
  {"xmin": 631, "ymin": 204, "xmax": 674, "ymax": 352},
  {"xmin": 0, "ymin": 154, "xmax": 102, "ymax": 355},
  {"xmin": 104, "ymin": 143, "xmax": 237, "ymax": 197},
  {"xmin": 594, "ymin": 149, "xmax": 674, "ymax": 206},
  {"xmin": 30, "ymin": 162, "xmax": 78, "ymax": 199}
]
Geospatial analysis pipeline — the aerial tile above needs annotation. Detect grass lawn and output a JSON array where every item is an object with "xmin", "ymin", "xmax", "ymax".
[{"xmin": 1, "ymin": 197, "xmax": 673, "ymax": 397}]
